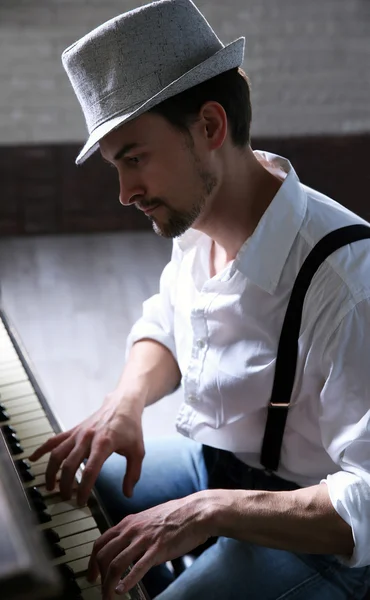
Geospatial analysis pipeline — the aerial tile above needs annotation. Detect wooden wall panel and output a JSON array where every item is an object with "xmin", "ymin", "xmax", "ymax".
[{"xmin": 0, "ymin": 134, "xmax": 369, "ymax": 235}]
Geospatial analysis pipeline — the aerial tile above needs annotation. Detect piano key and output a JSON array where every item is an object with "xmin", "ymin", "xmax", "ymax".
[
  {"xmin": 37, "ymin": 511, "xmax": 53, "ymax": 524},
  {"xmin": 31, "ymin": 461, "xmax": 53, "ymax": 477},
  {"xmin": 1, "ymin": 393, "xmax": 42, "ymax": 409},
  {"xmin": 50, "ymin": 543, "xmax": 66, "ymax": 558},
  {"xmin": 39, "ymin": 506, "xmax": 92, "ymax": 531},
  {"xmin": 0, "ymin": 366, "xmax": 28, "ymax": 386},
  {"xmin": 0, "ymin": 380, "xmax": 34, "ymax": 400},
  {"xmin": 76, "ymin": 575, "xmax": 101, "ymax": 591},
  {"xmin": 81, "ymin": 587, "xmax": 103, "ymax": 600},
  {"xmin": 81, "ymin": 583, "xmax": 131, "ymax": 600},
  {"xmin": 67, "ymin": 555, "xmax": 92, "ymax": 577},
  {"xmin": 14, "ymin": 418, "xmax": 53, "ymax": 439},
  {"xmin": 3, "ymin": 398, "xmax": 42, "ymax": 416},
  {"xmin": 22, "ymin": 433, "xmax": 54, "ymax": 448},
  {"xmin": 53, "ymin": 541, "xmax": 95, "ymax": 566},
  {"xmin": 23, "ymin": 470, "xmax": 61, "ymax": 488},
  {"xmin": 54, "ymin": 516, "xmax": 97, "ymax": 539},
  {"xmin": 59, "ymin": 528, "xmax": 100, "ymax": 550},
  {"xmin": 0, "ymin": 315, "xmax": 148, "ymax": 600},
  {"xmin": 45, "ymin": 497, "xmax": 81, "ymax": 514},
  {"xmin": 0, "ymin": 409, "xmax": 10, "ymax": 422},
  {"xmin": 8, "ymin": 408, "xmax": 46, "ymax": 426}
]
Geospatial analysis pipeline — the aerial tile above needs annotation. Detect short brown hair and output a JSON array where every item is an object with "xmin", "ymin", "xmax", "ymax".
[{"xmin": 149, "ymin": 67, "xmax": 252, "ymax": 148}]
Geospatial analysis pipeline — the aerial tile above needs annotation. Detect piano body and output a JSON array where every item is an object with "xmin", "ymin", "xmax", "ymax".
[{"xmin": 0, "ymin": 308, "xmax": 149, "ymax": 600}]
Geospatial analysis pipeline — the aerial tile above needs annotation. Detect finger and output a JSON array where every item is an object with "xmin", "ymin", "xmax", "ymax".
[
  {"xmin": 123, "ymin": 452, "xmax": 143, "ymax": 498},
  {"xmin": 59, "ymin": 431, "xmax": 93, "ymax": 501},
  {"xmin": 77, "ymin": 437, "xmax": 112, "ymax": 506},
  {"xmin": 102, "ymin": 541, "xmax": 147, "ymax": 600},
  {"xmin": 45, "ymin": 436, "xmax": 76, "ymax": 491},
  {"xmin": 96, "ymin": 534, "xmax": 131, "ymax": 587},
  {"xmin": 87, "ymin": 527, "xmax": 120, "ymax": 583},
  {"xmin": 114, "ymin": 547, "xmax": 155, "ymax": 597},
  {"xmin": 28, "ymin": 430, "xmax": 73, "ymax": 462}
]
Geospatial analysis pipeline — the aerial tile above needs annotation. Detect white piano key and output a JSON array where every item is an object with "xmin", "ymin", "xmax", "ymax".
[
  {"xmin": 52, "ymin": 541, "xmax": 95, "ymax": 566},
  {"xmin": 2, "ymin": 399, "xmax": 42, "ymax": 416},
  {"xmin": 17, "ymin": 439, "xmax": 53, "ymax": 461},
  {"xmin": 81, "ymin": 587, "xmax": 104, "ymax": 600},
  {"xmin": 1, "ymin": 393, "xmax": 41, "ymax": 409},
  {"xmin": 45, "ymin": 497, "xmax": 84, "ymax": 516},
  {"xmin": 60, "ymin": 528, "xmax": 100, "ymax": 550},
  {"xmin": 24, "ymin": 471, "xmax": 61, "ymax": 489},
  {"xmin": 67, "ymin": 555, "xmax": 91, "ymax": 576},
  {"xmin": 0, "ymin": 365, "xmax": 28, "ymax": 383},
  {"xmin": 15, "ymin": 418, "xmax": 53, "ymax": 440},
  {"xmin": 39, "ymin": 507, "xmax": 92, "ymax": 531},
  {"xmin": 82, "ymin": 584, "xmax": 131, "ymax": 600},
  {"xmin": 0, "ymin": 345, "xmax": 24, "ymax": 365},
  {"xmin": 0, "ymin": 381, "xmax": 35, "ymax": 401},
  {"xmin": 76, "ymin": 574, "xmax": 101, "ymax": 590},
  {"xmin": 8, "ymin": 408, "xmax": 46, "ymax": 426},
  {"xmin": 30, "ymin": 461, "xmax": 50, "ymax": 476},
  {"xmin": 54, "ymin": 516, "xmax": 97, "ymax": 539}
]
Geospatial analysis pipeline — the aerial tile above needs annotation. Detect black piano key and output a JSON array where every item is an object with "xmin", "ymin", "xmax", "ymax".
[
  {"xmin": 37, "ymin": 511, "xmax": 52, "ymax": 524},
  {"xmin": 32, "ymin": 497, "xmax": 47, "ymax": 513},
  {"xmin": 50, "ymin": 543, "xmax": 66, "ymax": 558},
  {"xmin": 43, "ymin": 528, "xmax": 60, "ymax": 545},
  {"xmin": 58, "ymin": 564, "xmax": 75, "ymax": 581},
  {"xmin": 7, "ymin": 433, "xmax": 20, "ymax": 445},
  {"xmin": 2, "ymin": 425, "xmax": 17, "ymax": 436},
  {"xmin": 16, "ymin": 459, "xmax": 31, "ymax": 471},
  {"xmin": 63, "ymin": 580, "xmax": 82, "ymax": 597},
  {"xmin": 9, "ymin": 442, "xmax": 24, "ymax": 455},
  {"xmin": 27, "ymin": 487, "xmax": 43, "ymax": 502},
  {"xmin": 20, "ymin": 469, "xmax": 35, "ymax": 483},
  {"xmin": 0, "ymin": 409, "xmax": 10, "ymax": 422}
]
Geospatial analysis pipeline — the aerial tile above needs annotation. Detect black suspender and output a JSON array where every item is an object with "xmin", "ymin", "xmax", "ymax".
[{"xmin": 260, "ymin": 224, "xmax": 370, "ymax": 473}]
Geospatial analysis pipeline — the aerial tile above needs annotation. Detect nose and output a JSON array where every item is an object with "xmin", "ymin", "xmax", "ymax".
[{"xmin": 118, "ymin": 172, "xmax": 145, "ymax": 206}]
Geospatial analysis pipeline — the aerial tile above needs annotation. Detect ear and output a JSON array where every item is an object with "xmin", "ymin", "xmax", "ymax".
[{"xmin": 198, "ymin": 101, "xmax": 228, "ymax": 151}]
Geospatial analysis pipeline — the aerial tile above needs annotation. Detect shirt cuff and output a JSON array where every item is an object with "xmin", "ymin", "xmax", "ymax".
[
  {"xmin": 125, "ymin": 318, "xmax": 177, "ymax": 362},
  {"xmin": 321, "ymin": 470, "xmax": 370, "ymax": 567}
]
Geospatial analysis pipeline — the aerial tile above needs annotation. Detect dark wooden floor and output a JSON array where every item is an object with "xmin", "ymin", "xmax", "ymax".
[{"xmin": 0, "ymin": 231, "xmax": 183, "ymax": 438}]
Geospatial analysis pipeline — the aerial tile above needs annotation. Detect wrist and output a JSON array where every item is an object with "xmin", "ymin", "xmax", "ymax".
[{"xmin": 196, "ymin": 488, "xmax": 240, "ymax": 537}]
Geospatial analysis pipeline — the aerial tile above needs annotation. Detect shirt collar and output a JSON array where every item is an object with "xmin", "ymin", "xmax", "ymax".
[
  {"xmin": 176, "ymin": 151, "xmax": 307, "ymax": 294},
  {"xmin": 234, "ymin": 151, "xmax": 307, "ymax": 293}
]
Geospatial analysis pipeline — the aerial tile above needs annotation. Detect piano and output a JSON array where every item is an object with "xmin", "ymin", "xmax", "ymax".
[{"xmin": 0, "ymin": 308, "xmax": 149, "ymax": 600}]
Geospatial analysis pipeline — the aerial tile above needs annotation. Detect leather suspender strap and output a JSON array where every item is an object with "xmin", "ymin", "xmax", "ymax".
[{"xmin": 260, "ymin": 224, "xmax": 370, "ymax": 473}]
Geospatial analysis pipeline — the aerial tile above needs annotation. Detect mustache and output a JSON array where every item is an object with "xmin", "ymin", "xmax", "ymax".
[{"xmin": 136, "ymin": 198, "xmax": 165, "ymax": 210}]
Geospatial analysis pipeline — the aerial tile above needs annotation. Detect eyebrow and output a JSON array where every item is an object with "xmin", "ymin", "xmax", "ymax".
[{"xmin": 114, "ymin": 142, "xmax": 141, "ymax": 161}]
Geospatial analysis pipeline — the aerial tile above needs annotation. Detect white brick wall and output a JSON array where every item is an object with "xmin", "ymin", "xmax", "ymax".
[{"xmin": 0, "ymin": 0, "xmax": 369, "ymax": 144}]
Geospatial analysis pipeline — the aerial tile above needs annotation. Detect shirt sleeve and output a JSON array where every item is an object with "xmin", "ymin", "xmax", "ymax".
[
  {"xmin": 319, "ymin": 298, "xmax": 370, "ymax": 567},
  {"xmin": 125, "ymin": 240, "xmax": 182, "ymax": 362}
]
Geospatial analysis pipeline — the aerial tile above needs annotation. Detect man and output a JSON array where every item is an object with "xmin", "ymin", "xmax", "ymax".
[{"xmin": 30, "ymin": 1, "xmax": 370, "ymax": 599}]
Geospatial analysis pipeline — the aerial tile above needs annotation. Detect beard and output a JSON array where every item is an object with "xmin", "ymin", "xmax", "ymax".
[{"xmin": 146, "ymin": 154, "xmax": 218, "ymax": 239}]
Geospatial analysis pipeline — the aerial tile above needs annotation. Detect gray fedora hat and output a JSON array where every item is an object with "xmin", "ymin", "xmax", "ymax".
[{"xmin": 62, "ymin": 0, "xmax": 245, "ymax": 165}]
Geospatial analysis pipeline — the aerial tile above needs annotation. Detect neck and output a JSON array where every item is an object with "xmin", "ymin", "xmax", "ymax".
[{"xmin": 194, "ymin": 146, "xmax": 284, "ymax": 264}]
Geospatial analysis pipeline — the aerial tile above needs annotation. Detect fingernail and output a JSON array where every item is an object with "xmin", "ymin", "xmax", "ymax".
[{"xmin": 115, "ymin": 583, "xmax": 125, "ymax": 594}]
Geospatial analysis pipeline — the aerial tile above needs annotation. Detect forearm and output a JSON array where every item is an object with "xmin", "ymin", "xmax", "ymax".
[
  {"xmin": 115, "ymin": 338, "xmax": 181, "ymax": 414},
  {"xmin": 205, "ymin": 483, "xmax": 354, "ymax": 557}
]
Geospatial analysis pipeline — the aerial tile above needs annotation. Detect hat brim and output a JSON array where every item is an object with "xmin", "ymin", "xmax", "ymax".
[{"xmin": 76, "ymin": 36, "xmax": 245, "ymax": 165}]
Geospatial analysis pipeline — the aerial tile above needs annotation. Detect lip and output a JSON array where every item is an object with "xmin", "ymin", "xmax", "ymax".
[{"xmin": 142, "ymin": 204, "xmax": 159, "ymax": 214}]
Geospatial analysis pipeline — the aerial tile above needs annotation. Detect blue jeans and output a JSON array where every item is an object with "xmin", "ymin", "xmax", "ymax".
[{"xmin": 95, "ymin": 435, "xmax": 370, "ymax": 599}]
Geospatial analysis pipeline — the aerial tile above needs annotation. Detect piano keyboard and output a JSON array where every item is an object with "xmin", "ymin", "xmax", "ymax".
[{"xmin": 0, "ymin": 312, "xmax": 149, "ymax": 600}]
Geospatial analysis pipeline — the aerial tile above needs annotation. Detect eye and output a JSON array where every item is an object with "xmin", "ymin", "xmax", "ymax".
[{"xmin": 126, "ymin": 156, "xmax": 140, "ymax": 165}]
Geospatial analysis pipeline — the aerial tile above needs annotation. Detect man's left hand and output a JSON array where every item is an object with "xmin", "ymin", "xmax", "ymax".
[{"xmin": 87, "ymin": 491, "xmax": 214, "ymax": 599}]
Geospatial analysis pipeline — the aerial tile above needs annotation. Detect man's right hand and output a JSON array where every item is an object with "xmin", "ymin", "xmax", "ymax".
[{"xmin": 28, "ymin": 393, "xmax": 145, "ymax": 507}]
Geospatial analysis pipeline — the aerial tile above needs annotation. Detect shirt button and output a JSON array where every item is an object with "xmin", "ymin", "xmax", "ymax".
[
  {"xmin": 187, "ymin": 394, "xmax": 197, "ymax": 405},
  {"xmin": 196, "ymin": 338, "xmax": 206, "ymax": 348}
]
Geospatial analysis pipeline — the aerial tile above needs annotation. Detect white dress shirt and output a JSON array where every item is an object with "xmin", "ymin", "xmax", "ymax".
[{"xmin": 126, "ymin": 151, "xmax": 370, "ymax": 568}]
